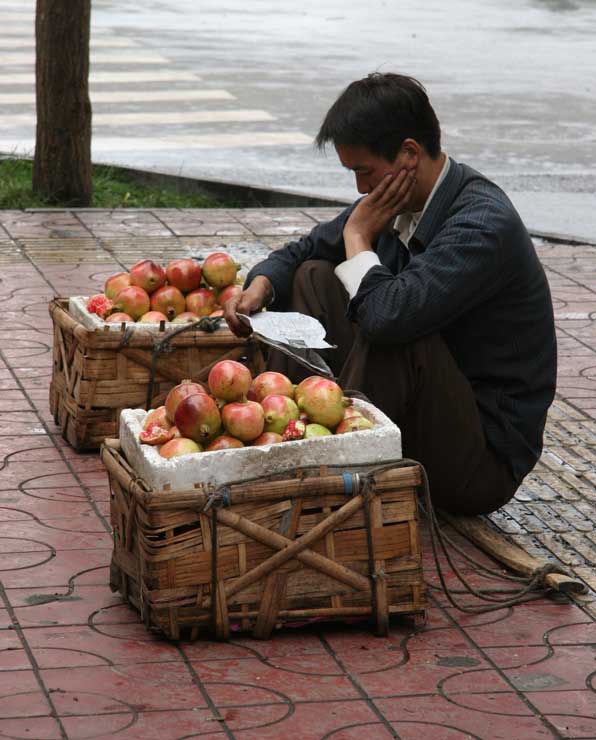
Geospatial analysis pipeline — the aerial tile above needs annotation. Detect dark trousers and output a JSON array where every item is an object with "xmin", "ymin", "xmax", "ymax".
[{"xmin": 268, "ymin": 260, "xmax": 518, "ymax": 515}]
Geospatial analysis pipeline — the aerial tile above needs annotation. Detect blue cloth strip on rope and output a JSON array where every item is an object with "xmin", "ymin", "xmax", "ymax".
[{"xmin": 342, "ymin": 472, "xmax": 353, "ymax": 496}]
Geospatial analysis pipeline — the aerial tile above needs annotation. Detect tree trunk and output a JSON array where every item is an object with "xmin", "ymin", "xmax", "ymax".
[{"xmin": 33, "ymin": 0, "xmax": 92, "ymax": 206}]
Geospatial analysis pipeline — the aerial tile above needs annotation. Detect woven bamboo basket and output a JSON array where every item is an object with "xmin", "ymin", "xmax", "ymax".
[
  {"xmin": 102, "ymin": 439, "xmax": 427, "ymax": 641},
  {"xmin": 49, "ymin": 298, "xmax": 264, "ymax": 451}
]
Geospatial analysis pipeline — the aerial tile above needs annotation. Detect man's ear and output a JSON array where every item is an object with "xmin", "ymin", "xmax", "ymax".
[{"xmin": 399, "ymin": 138, "xmax": 421, "ymax": 168}]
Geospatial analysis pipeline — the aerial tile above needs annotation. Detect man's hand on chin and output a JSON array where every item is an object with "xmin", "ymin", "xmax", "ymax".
[{"xmin": 343, "ymin": 168, "xmax": 417, "ymax": 259}]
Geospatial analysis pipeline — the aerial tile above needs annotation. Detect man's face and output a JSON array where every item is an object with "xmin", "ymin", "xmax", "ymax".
[{"xmin": 335, "ymin": 143, "xmax": 405, "ymax": 195}]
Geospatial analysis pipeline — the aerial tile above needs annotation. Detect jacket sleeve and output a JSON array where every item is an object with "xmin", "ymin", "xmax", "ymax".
[
  {"xmin": 348, "ymin": 197, "xmax": 516, "ymax": 344},
  {"xmin": 245, "ymin": 204, "xmax": 356, "ymax": 309}
]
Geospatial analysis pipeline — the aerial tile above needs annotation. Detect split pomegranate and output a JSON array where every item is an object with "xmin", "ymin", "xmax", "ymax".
[
  {"xmin": 139, "ymin": 423, "xmax": 175, "ymax": 446},
  {"xmin": 159, "ymin": 438, "xmax": 202, "ymax": 458},
  {"xmin": 202, "ymin": 252, "xmax": 239, "ymax": 288},
  {"xmin": 104, "ymin": 272, "xmax": 131, "ymax": 300},
  {"xmin": 261, "ymin": 394, "xmax": 300, "ymax": 435},
  {"xmin": 221, "ymin": 400, "xmax": 264, "ymax": 442},
  {"xmin": 186, "ymin": 287, "xmax": 218, "ymax": 317},
  {"xmin": 143, "ymin": 406, "xmax": 172, "ymax": 431},
  {"xmin": 166, "ymin": 258, "xmax": 202, "ymax": 293},
  {"xmin": 86, "ymin": 294, "xmax": 113, "ymax": 318},
  {"xmin": 295, "ymin": 376, "xmax": 349, "ymax": 429},
  {"xmin": 251, "ymin": 371, "xmax": 295, "ymax": 402},
  {"xmin": 129, "ymin": 259, "xmax": 166, "ymax": 294},
  {"xmin": 205, "ymin": 435, "xmax": 244, "ymax": 451},
  {"xmin": 174, "ymin": 393, "xmax": 222, "ymax": 442},
  {"xmin": 208, "ymin": 360, "xmax": 252, "ymax": 402},
  {"xmin": 112, "ymin": 286, "xmax": 150, "ymax": 320},
  {"xmin": 150, "ymin": 285, "xmax": 186, "ymax": 320},
  {"xmin": 281, "ymin": 419, "xmax": 306, "ymax": 441}
]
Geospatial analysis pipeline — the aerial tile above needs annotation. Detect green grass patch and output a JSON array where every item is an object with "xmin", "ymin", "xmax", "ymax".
[{"xmin": 0, "ymin": 158, "xmax": 229, "ymax": 209}]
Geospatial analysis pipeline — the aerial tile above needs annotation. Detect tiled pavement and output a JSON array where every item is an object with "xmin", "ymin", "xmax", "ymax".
[{"xmin": 0, "ymin": 207, "xmax": 594, "ymax": 739}]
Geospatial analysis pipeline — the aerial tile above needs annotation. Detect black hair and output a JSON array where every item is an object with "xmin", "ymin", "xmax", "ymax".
[{"xmin": 315, "ymin": 72, "xmax": 441, "ymax": 161}]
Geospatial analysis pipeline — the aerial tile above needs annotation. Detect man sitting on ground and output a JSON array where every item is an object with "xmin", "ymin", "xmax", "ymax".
[{"xmin": 224, "ymin": 72, "xmax": 557, "ymax": 516}]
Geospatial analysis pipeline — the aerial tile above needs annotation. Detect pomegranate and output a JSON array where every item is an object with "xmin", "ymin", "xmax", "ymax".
[
  {"xmin": 139, "ymin": 423, "xmax": 175, "ymax": 446},
  {"xmin": 252, "ymin": 432, "xmax": 283, "ymax": 446},
  {"xmin": 221, "ymin": 400, "xmax": 264, "ymax": 442},
  {"xmin": 104, "ymin": 272, "xmax": 131, "ymax": 300},
  {"xmin": 205, "ymin": 435, "xmax": 244, "ymax": 451},
  {"xmin": 172, "ymin": 311, "xmax": 200, "ymax": 324},
  {"xmin": 86, "ymin": 294, "xmax": 113, "ymax": 318},
  {"xmin": 335, "ymin": 416, "xmax": 374, "ymax": 434},
  {"xmin": 143, "ymin": 406, "xmax": 172, "ymax": 431},
  {"xmin": 209, "ymin": 309, "xmax": 224, "ymax": 317},
  {"xmin": 129, "ymin": 259, "xmax": 166, "ymax": 294},
  {"xmin": 252, "ymin": 371, "xmax": 295, "ymax": 402},
  {"xmin": 150, "ymin": 285, "xmax": 186, "ymax": 320},
  {"xmin": 208, "ymin": 360, "xmax": 252, "ymax": 402},
  {"xmin": 105, "ymin": 312, "xmax": 133, "ymax": 323},
  {"xmin": 282, "ymin": 419, "xmax": 306, "ymax": 441},
  {"xmin": 166, "ymin": 258, "xmax": 202, "ymax": 293},
  {"xmin": 175, "ymin": 393, "xmax": 222, "ymax": 442},
  {"xmin": 186, "ymin": 287, "xmax": 218, "ymax": 317},
  {"xmin": 304, "ymin": 423, "xmax": 332, "ymax": 438},
  {"xmin": 295, "ymin": 376, "xmax": 349, "ymax": 429},
  {"xmin": 159, "ymin": 438, "xmax": 202, "ymax": 458},
  {"xmin": 343, "ymin": 407, "xmax": 363, "ymax": 420},
  {"xmin": 165, "ymin": 380, "xmax": 208, "ymax": 422},
  {"xmin": 217, "ymin": 284, "xmax": 242, "ymax": 306},
  {"xmin": 138, "ymin": 310, "xmax": 168, "ymax": 323},
  {"xmin": 202, "ymin": 252, "xmax": 239, "ymax": 288},
  {"xmin": 112, "ymin": 286, "xmax": 150, "ymax": 320},
  {"xmin": 261, "ymin": 394, "xmax": 299, "ymax": 435}
]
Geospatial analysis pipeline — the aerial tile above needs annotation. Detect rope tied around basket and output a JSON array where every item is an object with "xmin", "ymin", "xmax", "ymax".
[{"xmin": 144, "ymin": 316, "xmax": 224, "ymax": 410}]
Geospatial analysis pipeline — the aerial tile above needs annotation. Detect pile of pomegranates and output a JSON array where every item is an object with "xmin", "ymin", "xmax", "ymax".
[
  {"xmin": 138, "ymin": 361, "xmax": 375, "ymax": 459},
  {"xmin": 85, "ymin": 253, "xmax": 242, "ymax": 323}
]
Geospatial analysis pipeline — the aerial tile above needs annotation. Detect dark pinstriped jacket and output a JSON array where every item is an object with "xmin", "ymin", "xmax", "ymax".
[{"xmin": 246, "ymin": 158, "xmax": 557, "ymax": 484}]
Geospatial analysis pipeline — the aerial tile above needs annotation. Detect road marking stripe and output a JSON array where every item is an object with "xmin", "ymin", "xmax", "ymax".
[
  {"xmin": 0, "ymin": 109, "xmax": 276, "ymax": 126},
  {"xmin": 0, "ymin": 70, "xmax": 202, "ymax": 84},
  {"xmin": 0, "ymin": 89, "xmax": 235, "ymax": 104},
  {"xmin": 0, "ymin": 132, "xmax": 313, "ymax": 152},
  {"xmin": 0, "ymin": 51, "xmax": 172, "ymax": 65}
]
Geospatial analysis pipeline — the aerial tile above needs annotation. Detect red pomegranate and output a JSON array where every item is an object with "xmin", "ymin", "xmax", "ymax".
[
  {"xmin": 252, "ymin": 371, "xmax": 295, "ymax": 402},
  {"xmin": 295, "ymin": 376, "xmax": 349, "ymax": 429},
  {"xmin": 150, "ymin": 285, "xmax": 186, "ymax": 320},
  {"xmin": 175, "ymin": 393, "xmax": 222, "ymax": 442},
  {"xmin": 138, "ymin": 310, "xmax": 168, "ymax": 323},
  {"xmin": 112, "ymin": 286, "xmax": 150, "ymax": 320},
  {"xmin": 166, "ymin": 258, "xmax": 202, "ymax": 293},
  {"xmin": 202, "ymin": 252, "xmax": 239, "ymax": 288},
  {"xmin": 159, "ymin": 438, "xmax": 202, "ymax": 458},
  {"xmin": 208, "ymin": 360, "xmax": 252, "ymax": 402},
  {"xmin": 221, "ymin": 400, "xmax": 264, "ymax": 442},
  {"xmin": 129, "ymin": 259, "xmax": 166, "ymax": 294},
  {"xmin": 105, "ymin": 312, "xmax": 133, "ymax": 323},
  {"xmin": 104, "ymin": 272, "xmax": 131, "ymax": 300},
  {"xmin": 261, "ymin": 394, "xmax": 299, "ymax": 435},
  {"xmin": 281, "ymin": 419, "xmax": 306, "ymax": 441},
  {"xmin": 342, "ymin": 407, "xmax": 363, "ymax": 420},
  {"xmin": 86, "ymin": 294, "xmax": 113, "ymax": 318},
  {"xmin": 186, "ymin": 288, "xmax": 218, "ymax": 317},
  {"xmin": 335, "ymin": 416, "xmax": 374, "ymax": 434},
  {"xmin": 205, "ymin": 435, "xmax": 244, "ymax": 451},
  {"xmin": 164, "ymin": 380, "xmax": 208, "ymax": 422},
  {"xmin": 252, "ymin": 432, "xmax": 283, "ymax": 446},
  {"xmin": 217, "ymin": 284, "xmax": 242, "ymax": 306}
]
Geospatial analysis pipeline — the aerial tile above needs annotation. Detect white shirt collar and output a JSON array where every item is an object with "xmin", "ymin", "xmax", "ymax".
[{"xmin": 395, "ymin": 154, "xmax": 450, "ymax": 246}]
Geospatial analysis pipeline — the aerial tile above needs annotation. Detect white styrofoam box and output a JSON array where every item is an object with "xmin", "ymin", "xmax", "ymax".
[
  {"xmin": 69, "ymin": 295, "xmax": 188, "ymax": 332},
  {"xmin": 119, "ymin": 399, "xmax": 402, "ymax": 491}
]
